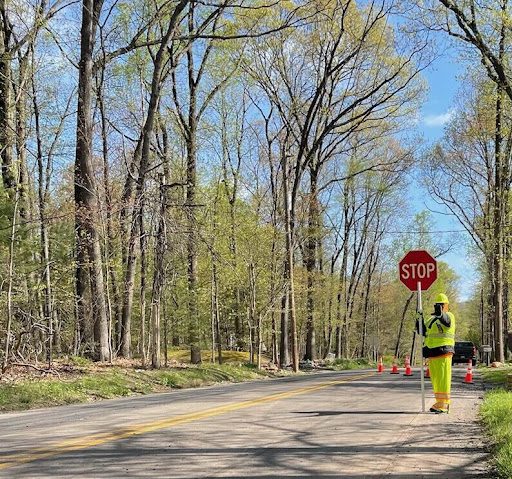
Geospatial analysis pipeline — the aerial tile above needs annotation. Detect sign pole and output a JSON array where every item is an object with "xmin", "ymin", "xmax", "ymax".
[
  {"xmin": 399, "ymin": 251, "xmax": 437, "ymax": 414},
  {"xmin": 417, "ymin": 281, "xmax": 425, "ymax": 413}
]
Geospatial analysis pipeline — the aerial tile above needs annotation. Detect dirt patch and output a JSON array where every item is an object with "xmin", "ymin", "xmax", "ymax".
[{"xmin": 0, "ymin": 357, "xmax": 193, "ymax": 384}]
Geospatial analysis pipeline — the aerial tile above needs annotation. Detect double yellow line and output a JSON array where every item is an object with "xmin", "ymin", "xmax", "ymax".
[{"xmin": 0, "ymin": 371, "xmax": 374, "ymax": 470}]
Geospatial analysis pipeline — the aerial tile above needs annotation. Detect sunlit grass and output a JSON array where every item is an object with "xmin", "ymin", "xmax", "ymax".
[
  {"xmin": 480, "ymin": 364, "xmax": 512, "ymax": 385},
  {"xmin": 167, "ymin": 349, "xmax": 255, "ymax": 364},
  {"xmin": 480, "ymin": 387, "xmax": 512, "ymax": 478},
  {"xmin": 326, "ymin": 358, "xmax": 373, "ymax": 371}
]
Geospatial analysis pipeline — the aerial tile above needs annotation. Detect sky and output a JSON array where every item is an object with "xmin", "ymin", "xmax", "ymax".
[{"xmin": 412, "ymin": 48, "xmax": 478, "ymax": 302}]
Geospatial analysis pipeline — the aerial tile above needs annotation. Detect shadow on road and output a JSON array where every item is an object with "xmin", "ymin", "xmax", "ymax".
[
  {"xmin": 293, "ymin": 410, "xmax": 419, "ymax": 415},
  {"xmin": 4, "ymin": 439, "xmax": 492, "ymax": 478}
]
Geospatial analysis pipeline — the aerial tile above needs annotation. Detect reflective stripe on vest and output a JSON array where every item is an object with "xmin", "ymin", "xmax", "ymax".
[{"xmin": 428, "ymin": 333, "xmax": 455, "ymax": 339}]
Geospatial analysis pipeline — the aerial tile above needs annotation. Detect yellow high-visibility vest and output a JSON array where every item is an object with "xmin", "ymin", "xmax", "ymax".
[{"xmin": 424, "ymin": 312, "xmax": 456, "ymax": 349}]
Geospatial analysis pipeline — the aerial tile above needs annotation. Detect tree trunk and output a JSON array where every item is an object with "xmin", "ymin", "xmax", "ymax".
[
  {"xmin": 75, "ymin": 0, "xmax": 109, "ymax": 361},
  {"xmin": 97, "ymin": 73, "xmax": 121, "ymax": 353},
  {"xmin": 1, "ymin": 180, "xmax": 19, "ymax": 371},
  {"xmin": 186, "ymin": 126, "xmax": 201, "ymax": 363},
  {"xmin": 150, "ymin": 174, "xmax": 168, "ymax": 369},
  {"xmin": 282, "ymin": 153, "xmax": 299, "ymax": 372},
  {"xmin": 34, "ymin": 77, "xmax": 54, "ymax": 367},
  {"xmin": 249, "ymin": 262, "xmax": 257, "ymax": 365},
  {"xmin": 395, "ymin": 292, "xmax": 414, "ymax": 358},
  {"xmin": 304, "ymin": 166, "xmax": 319, "ymax": 361},
  {"xmin": 0, "ymin": 2, "xmax": 14, "ymax": 190},
  {"xmin": 139, "ymin": 204, "xmax": 148, "ymax": 365},
  {"xmin": 120, "ymin": 0, "xmax": 188, "ymax": 358},
  {"xmin": 494, "ymin": 75, "xmax": 505, "ymax": 363},
  {"xmin": 279, "ymin": 291, "xmax": 289, "ymax": 368},
  {"xmin": 15, "ymin": 50, "xmax": 32, "ymax": 219},
  {"xmin": 324, "ymin": 257, "xmax": 337, "ymax": 358},
  {"xmin": 185, "ymin": 12, "xmax": 201, "ymax": 362},
  {"xmin": 120, "ymin": 216, "xmax": 137, "ymax": 357},
  {"xmin": 270, "ymin": 231, "xmax": 279, "ymax": 364},
  {"xmin": 209, "ymin": 188, "xmax": 223, "ymax": 365}
]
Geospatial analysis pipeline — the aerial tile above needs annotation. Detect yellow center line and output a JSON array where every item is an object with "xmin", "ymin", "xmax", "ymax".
[{"xmin": 0, "ymin": 371, "xmax": 375, "ymax": 470}]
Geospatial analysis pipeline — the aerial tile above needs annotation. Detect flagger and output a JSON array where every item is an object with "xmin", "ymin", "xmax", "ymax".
[{"xmin": 416, "ymin": 293, "xmax": 455, "ymax": 414}]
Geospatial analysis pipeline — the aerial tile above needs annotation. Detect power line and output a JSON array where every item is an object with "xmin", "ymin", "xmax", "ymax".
[{"xmin": 0, "ymin": 201, "xmax": 501, "ymax": 238}]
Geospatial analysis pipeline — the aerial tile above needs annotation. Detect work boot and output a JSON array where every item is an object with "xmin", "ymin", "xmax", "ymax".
[
  {"xmin": 429, "ymin": 407, "xmax": 447, "ymax": 414},
  {"xmin": 429, "ymin": 404, "xmax": 449, "ymax": 414}
]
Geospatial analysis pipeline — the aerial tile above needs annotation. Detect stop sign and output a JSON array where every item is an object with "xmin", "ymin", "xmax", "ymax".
[{"xmin": 399, "ymin": 250, "xmax": 437, "ymax": 291}]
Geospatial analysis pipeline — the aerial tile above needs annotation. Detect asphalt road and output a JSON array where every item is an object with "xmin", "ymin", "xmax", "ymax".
[{"xmin": 0, "ymin": 366, "xmax": 491, "ymax": 478}]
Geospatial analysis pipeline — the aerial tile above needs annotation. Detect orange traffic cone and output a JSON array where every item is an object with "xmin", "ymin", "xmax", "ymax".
[
  {"xmin": 464, "ymin": 360, "xmax": 474, "ymax": 384},
  {"xmin": 390, "ymin": 356, "xmax": 399, "ymax": 374},
  {"xmin": 404, "ymin": 355, "xmax": 413, "ymax": 376},
  {"xmin": 424, "ymin": 360, "xmax": 430, "ymax": 378},
  {"xmin": 377, "ymin": 356, "xmax": 384, "ymax": 373}
]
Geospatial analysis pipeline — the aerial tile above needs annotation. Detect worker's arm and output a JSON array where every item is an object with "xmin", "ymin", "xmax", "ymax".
[
  {"xmin": 432, "ymin": 303, "xmax": 451, "ymax": 327},
  {"xmin": 435, "ymin": 311, "xmax": 451, "ymax": 327}
]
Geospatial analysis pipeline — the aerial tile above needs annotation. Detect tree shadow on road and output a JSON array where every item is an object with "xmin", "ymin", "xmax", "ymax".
[{"xmin": 293, "ymin": 411, "xmax": 418, "ymax": 416}]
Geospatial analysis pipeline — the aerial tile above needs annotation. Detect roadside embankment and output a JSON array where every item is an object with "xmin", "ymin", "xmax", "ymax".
[{"xmin": 0, "ymin": 352, "xmax": 279, "ymax": 412}]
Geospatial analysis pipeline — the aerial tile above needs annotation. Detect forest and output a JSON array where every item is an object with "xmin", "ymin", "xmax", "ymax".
[{"xmin": 0, "ymin": 0, "xmax": 509, "ymax": 374}]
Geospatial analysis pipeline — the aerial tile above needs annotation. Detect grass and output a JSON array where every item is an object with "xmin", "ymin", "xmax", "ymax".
[
  {"xmin": 167, "ymin": 349, "xmax": 251, "ymax": 364},
  {"xmin": 480, "ymin": 364, "xmax": 512, "ymax": 384},
  {"xmin": 0, "ymin": 352, "xmax": 283, "ymax": 413},
  {"xmin": 0, "ymin": 370, "xmax": 150, "ymax": 412},
  {"xmin": 479, "ymin": 364, "xmax": 512, "ymax": 478},
  {"xmin": 325, "ymin": 357, "xmax": 374, "ymax": 371}
]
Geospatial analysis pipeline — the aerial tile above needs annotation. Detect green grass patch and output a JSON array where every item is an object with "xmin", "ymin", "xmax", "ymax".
[
  {"xmin": 480, "ymin": 365, "xmax": 512, "ymax": 385},
  {"xmin": 326, "ymin": 358, "xmax": 373, "ymax": 371},
  {"xmin": 0, "ymin": 362, "xmax": 279, "ymax": 413},
  {"xmin": 480, "ymin": 388, "xmax": 512, "ymax": 478},
  {"xmin": 0, "ymin": 380, "xmax": 87, "ymax": 410},
  {"xmin": 167, "ymin": 349, "xmax": 254, "ymax": 364},
  {"xmin": 150, "ymin": 363, "xmax": 269, "ymax": 389},
  {"xmin": 0, "ymin": 370, "xmax": 146, "ymax": 412},
  {"xmin": 68, "ymin": 355, "xmax": 93, "ymax": 367},
  {"xmin": 479, "ymin": 364, "xmax": 512, "ymax": 477}
]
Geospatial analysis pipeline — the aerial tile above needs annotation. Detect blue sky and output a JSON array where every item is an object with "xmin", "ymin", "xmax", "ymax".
[{"xmin": 412, "ymin": 49, "xmax": 478, "ymax": 302}]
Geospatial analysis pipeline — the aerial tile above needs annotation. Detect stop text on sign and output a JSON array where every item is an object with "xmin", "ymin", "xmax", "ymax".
[
  {"xmin": 400, "ymin": 262, "xmax": 436, "ymax": 280},
  {"xmin": 398, "ymin": 250, "xmax": 437, "ymax": 291}
]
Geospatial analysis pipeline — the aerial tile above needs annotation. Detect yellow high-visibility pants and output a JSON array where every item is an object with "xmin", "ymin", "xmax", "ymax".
[{"xmin": 429, "ymin": 354, "xmax": 453, "ymax": 410}]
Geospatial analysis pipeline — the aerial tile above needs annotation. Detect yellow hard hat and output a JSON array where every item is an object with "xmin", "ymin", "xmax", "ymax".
[{"xmin": 434, "ymin": 293, "xmax": 449, "ymax": 304}]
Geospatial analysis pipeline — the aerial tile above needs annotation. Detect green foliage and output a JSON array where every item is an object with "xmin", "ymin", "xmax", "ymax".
[
  {"xmin": 458, "ymin": 295, "xmax": 483, "ymax": 346},
  {"xmin": 0, "ymin": 0, "xmax": 456, "ymax": 372},
  {"xmin": 0, "ymin": 183, "xmax": 15, "ymax": 246}
]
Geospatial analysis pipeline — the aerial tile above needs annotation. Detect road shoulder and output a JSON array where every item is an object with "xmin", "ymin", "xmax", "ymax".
[{"xmin": 382, "ymin": 373, "xmax": 493, "ymax": 478}]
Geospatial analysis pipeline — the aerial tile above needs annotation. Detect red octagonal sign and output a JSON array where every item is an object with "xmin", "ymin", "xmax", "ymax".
[{"xmin": 399, "ymin": 250, "xmax": 437, "ymax": 291}]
